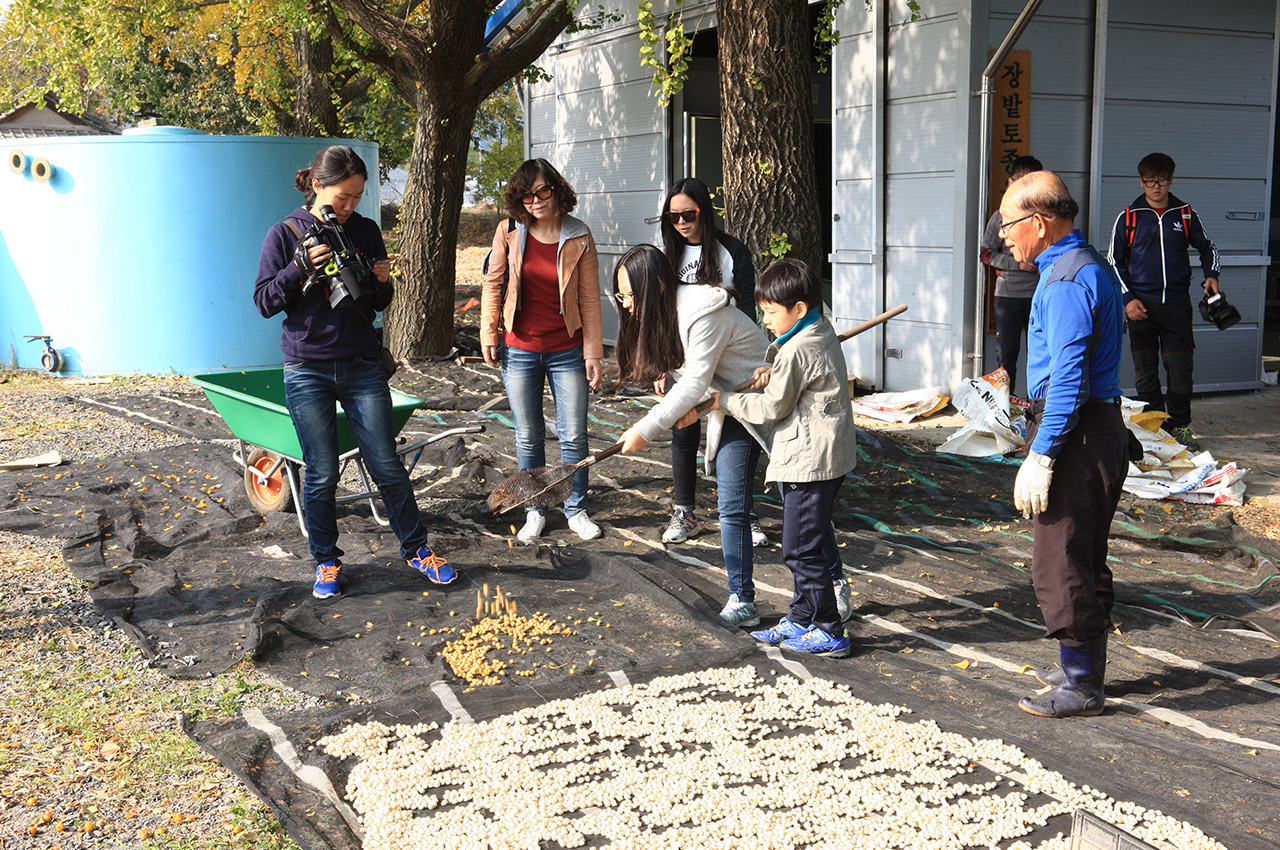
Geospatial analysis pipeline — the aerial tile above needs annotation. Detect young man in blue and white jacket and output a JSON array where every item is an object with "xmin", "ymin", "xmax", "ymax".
[{"xmin": 1107, "ymin": 152, "xmax": 1220, "ymax": 449}]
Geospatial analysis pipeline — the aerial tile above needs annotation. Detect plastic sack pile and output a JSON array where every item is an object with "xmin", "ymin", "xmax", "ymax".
[
  {"xmin": 1121, "ymin": 401, "xmax": 1248, "ymax": 506},
  {"xmin": 934, "ymin": 369, "xmax": 1248, "ymax": 506},
  {"xmin": 849, "ymin": 386, "xmax": 949, "ymax": 423},
  {"xmin": 937, "ymin": 368, "xmax": 1027, "ymax": 457}
]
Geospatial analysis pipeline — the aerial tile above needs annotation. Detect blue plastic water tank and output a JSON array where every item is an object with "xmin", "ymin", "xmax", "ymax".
[{"xmin": 0, "ymin": 130, "xmax": 381, "ymax": 375}]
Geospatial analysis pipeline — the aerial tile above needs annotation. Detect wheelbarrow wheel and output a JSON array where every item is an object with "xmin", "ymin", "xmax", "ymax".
[{"xmin": 244, "ymin": 448, "xmax": 293, "ymax": 514}]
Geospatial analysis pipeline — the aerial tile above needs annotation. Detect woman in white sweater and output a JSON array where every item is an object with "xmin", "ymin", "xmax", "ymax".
[{"xmin": 613, "ymin": 244, "xmax": 771, "ymax": 626}]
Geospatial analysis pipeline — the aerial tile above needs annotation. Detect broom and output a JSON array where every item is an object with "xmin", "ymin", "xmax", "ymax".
[{"xmin": 485, "ymin": 304, "xmax": 908, "ymax": 515}]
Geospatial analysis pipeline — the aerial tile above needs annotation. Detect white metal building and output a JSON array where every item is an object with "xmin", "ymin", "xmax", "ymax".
[{"xmin": 525, "ymin": 0, "xmax": 1279, "ymax": 394}]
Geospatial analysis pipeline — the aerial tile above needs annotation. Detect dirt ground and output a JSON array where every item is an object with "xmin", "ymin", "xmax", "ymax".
[{"xmin": 1, "ymin": 247, "xmax": 1278, "ymax": 850}]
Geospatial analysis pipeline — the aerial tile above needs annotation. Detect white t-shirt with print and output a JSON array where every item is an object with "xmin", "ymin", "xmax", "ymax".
[{"xmin": 677, "ymin": 243, "xmax": 737, "ymax": 289}]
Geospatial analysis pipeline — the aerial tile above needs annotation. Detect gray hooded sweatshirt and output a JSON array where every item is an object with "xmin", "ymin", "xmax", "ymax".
[{"xmin": 633, "ymin": 283, "xmax": 770, "ymax": 475}]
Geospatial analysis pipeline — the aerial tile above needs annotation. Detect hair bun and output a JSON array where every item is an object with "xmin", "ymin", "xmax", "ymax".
[{"xmin": 294, "ymin": 167, "xmax": 311, "ymax": 194}]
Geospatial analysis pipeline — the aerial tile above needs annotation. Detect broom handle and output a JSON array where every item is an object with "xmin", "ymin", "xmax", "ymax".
[
  {"xmin": 689, "ymin": 304, "xmax": 909, "ymax": 416},
  {"xmin": 576, "ymin": 441, "xmax": 624, "ymax": 468}
]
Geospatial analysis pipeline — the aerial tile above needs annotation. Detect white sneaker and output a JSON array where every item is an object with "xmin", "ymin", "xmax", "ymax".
[
  {"xmin": 719, "ymin": 593, "xmax": 760, "ymax": 627},
  {"xmin": 662, "ymin": 509, "xmax": 698, "ymax": 544},
  {"xmin": 517, "ymin": 511, "xmax": 546, "ymax": 543},
  {"xmin": 833, "ymin": 578, "xmax": 853, "ymax": 622},
  {"xmin": 750, "ymin": 518, "xmax": 769, "ymax": 547},
  {"xmin": 568, "ymin": 511, "xmax": 602, "ymax": 540}
]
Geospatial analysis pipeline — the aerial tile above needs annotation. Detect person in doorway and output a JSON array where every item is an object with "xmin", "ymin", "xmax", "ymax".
[
  {"xmin": 1000, "ymin": 170, "xmax": 1128, "ymax": 718},
  {"xmin": 613, "ymin": 245, "xmax": 772, "ymax": 627},
  {"xmin": 980, "ymin": 154, "xmax": 1044, "ymax": 399},
  {"xmin": 253, "ymin": 144, "xmax": 454, "ymax": 599},
  {"xmin": 1107, "ymin": 152, "xmax": 1220, "ymax": 450},
  {"xmin": 481, "ymin": 158, "xmax": 605, "ymax": 543},
  {"xmin": 656, "ymin": 177, "xmax": 770, "ymax": 549},
  {"xmin": 710, "ymin": 259, "xmax": 859, "ymax": 657}
]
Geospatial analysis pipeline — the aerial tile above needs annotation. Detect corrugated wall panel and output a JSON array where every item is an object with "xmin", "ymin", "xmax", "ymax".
[
  {"xmin": 885, "ymin": 175, "xmax": 956, "ymax": 249},
  {"xmin": 886, "ymin": 96, "xmax": 957, "ymax": 175}
]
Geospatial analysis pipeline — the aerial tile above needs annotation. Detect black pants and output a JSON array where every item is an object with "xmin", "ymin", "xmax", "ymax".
[
  {"xmin": 994, "ymin": 295, "xmax": 1033, "ymax": 396},
  {"xmin": 671, "ymin": 418, "xmax": 701, "ymax": 508},
  {"xmin": 1128, "ymin": 298, "xmax": 1195, "ymax": 429},
  {"xmin": 781, "ymin": 477, "xmax": 845, "ymax": 636},
  {"xmin": 1026, "ymin": 402, "xmax": 1129, "ymax": 648}
]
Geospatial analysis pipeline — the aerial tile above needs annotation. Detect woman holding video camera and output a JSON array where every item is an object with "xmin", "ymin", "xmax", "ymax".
[
  {"xmin": 254, "ymin": 144, "xmax": 455, "ymax": 600},
  {"xmin": 481, "ymin": 158, "xmax": 604, "ymax": 543}
]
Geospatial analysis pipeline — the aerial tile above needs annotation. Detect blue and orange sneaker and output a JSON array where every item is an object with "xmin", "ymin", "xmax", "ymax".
[
  {"xmin": 313, "ymin": 560, "xmax": 341, "ymax": 599},
  {"xmin": 408, "ymin": 545, "xmax": 456, "ymax": 585},
  {"xmin": 779, "ymin": 625, "xmax": 852, "ymax": 658},
  {"xmin": 750, "ymin": 617, "xmax": 809, "ymax": 645}
]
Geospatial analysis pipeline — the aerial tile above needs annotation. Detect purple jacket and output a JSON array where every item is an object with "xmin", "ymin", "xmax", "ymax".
[{"xmin": 254, "ymin": 206, "xmax": 392, "ymax": 361}]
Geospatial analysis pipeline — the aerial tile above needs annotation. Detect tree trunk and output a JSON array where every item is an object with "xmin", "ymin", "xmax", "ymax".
[
  {"xmin": 383, "ymin": 90, "xmax": 479, "ymax": 357},
  {"xmin": 292, "ymin": 29, "xmax": 339, "ymax": 136},
  {"xmin": 716, "ymin": 0, "xmax": 823, "ymax": 277}
]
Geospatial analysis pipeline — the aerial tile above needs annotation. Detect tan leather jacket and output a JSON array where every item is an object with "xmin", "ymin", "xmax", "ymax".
[{"xmin": 480, "ymin": 215, "xmax": 603, "ymax": 359}]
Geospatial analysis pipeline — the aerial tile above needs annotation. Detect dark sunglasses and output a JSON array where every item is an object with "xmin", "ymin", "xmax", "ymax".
[
  {"xmin": 667, "ymin": 209, "xmax": 699, "ymax": 224},
  {"xmin": 522, "ymin": 186, "xmax": 555, "ymax": 204}
]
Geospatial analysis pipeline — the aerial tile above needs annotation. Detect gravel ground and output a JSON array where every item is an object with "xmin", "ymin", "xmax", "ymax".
[{"xmin": 0, "ymin": 374, "xmax": 310, "ymax": 849}]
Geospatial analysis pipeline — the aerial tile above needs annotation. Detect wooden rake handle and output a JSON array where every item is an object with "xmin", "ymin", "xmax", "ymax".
[{"xmin": 690, "ymin": 303, "xmax": 909, "ymax": 416}]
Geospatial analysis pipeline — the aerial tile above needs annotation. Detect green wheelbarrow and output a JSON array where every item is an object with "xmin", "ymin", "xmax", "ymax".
[{"xmin": 191, "ymin": 368, "xmax": 483, "ymax": 537}]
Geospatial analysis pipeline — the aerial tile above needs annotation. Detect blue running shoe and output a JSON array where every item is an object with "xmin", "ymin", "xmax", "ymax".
[
  {"xmin": 780, "ymin": 626, "xmax": 852, "ymax": 658},
  {"xmin": 718, "ymin": 593, "xmax": 760, "ymax": 627},
  {"xmin": 313, "ymin": 560, "xmax": 341, "ymax": 599},
  {"xmin": 408, "ymin": 545, "xmax": 456, "ymax": 585},
  {"xmin": 750, "ymin": 617, "xmax": 809, "ymax": 644}
]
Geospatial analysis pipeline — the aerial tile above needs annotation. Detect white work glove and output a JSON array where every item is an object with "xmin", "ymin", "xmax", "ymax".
[{"xmin": 1014, "ymin": 450, "xmax": 1055, "ymax": 517}]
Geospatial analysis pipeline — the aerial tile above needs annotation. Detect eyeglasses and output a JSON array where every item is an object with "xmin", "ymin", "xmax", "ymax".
[
  {"xmin": 1140, "ymin": 177, "xmax": 1172, "ymax": 188},
  {"xmin": 615, "ymin": 290, "xmax": 634, "ymax": 306},
  {"xmin": 522, "ymin": 186, "xmax": 555, "ymax": 204},
  {"xmin": 997, "ymin": 212, "xmax": 1035, "ymax": 236},
  {"xmin": 667, "ymin": 209, "xmax": 699, "ymax": 224}
]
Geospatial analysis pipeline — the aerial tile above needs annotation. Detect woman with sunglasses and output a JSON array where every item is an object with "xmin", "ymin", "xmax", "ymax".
[
  {"xmin": 481, "ymin": 159, "xmax": 604, "ymax": 542},
  {"xmin": 613, "ymin": 244, "xmax": 771, "ymax": 627},
  {"xmin": 657, "ymin": 178, "xmax": 768, "ymax": 549}
]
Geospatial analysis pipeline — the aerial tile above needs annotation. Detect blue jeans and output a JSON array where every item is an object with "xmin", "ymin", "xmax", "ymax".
[
  {"xmin": 715, "ymin": 416, "xmax": 762, "ymax": 603},
  {"xmin": 283, "ymin": 355, "xmax": 428, "ymax": 563},
  {"xmin": 501, "ymin": 343, "xmax": 590, "ymax": 516}
]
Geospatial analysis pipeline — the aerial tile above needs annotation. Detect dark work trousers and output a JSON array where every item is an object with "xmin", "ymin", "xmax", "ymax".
[
  {"xmin": 1026, "ymin": 402, "xmax": 1129, "ymax": 648},
  {"xmin": 1128, "ymin": 298, "xmax": 1195, "ymax": 429},
  {"xmin": 670, "ymin": 418, "xmax": 701, "ymax": 509},
  {"xmin": 994, "ymin": 295, "xmax": 1033, "ymax": 396},
  {"xmin": 780, "ymin": 476, "xmax": 845, "ymax": 636}
]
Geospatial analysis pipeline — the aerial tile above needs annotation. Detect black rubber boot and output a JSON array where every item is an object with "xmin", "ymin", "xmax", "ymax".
[{"xmin": 1019, "ymin": 636, "xmax": 1106, "ymax": 717}]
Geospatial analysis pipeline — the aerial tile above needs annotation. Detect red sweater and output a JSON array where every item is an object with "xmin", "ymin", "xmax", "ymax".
[{"xmin": 507, "ymin": 236, "xmax": 582, "ymax": 352}]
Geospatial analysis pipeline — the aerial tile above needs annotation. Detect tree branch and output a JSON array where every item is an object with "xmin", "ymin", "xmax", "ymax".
[
  {"xmin": 315, "ymin": 1, "xmax": 401, "ymax": 73},
  {"xmin": 472, "ymin": 0, "xmax": 574, "ymax": 97},
  {"xmin": 326, "ymin": 0, "xmax": 427, "ymax": 64}
]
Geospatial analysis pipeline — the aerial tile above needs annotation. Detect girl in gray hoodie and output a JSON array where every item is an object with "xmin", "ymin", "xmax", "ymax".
[{"xmin": 613, "ymin": 245, "xmax": 771, "ymax": 627}]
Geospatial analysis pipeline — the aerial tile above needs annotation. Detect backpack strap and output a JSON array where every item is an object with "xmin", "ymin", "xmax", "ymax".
[{"xmin": 283, "ymin": 219, "xmax": 305, "ymax": 240}]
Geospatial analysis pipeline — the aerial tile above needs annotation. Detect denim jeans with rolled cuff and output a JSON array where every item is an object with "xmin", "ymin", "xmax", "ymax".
[
  {"xmin": 283, "ymin": 355, "xmax": 428, "ymax": 564},
  {"xmin": 501, "ymin": 342, "xmax": 590, "ymax": 516},
  {"xmin": 715, "ymin": 416, "xmax": 763, "ymax": 603}
]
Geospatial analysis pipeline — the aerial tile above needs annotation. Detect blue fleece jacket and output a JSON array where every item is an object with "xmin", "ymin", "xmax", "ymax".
[
  {"xmin": 254, "ymin": 206, "xmax": 393, "ymax": 361},
  {"xmin": 1025, "ymin": 230, "xmax": 1124, "ymax": 458}
]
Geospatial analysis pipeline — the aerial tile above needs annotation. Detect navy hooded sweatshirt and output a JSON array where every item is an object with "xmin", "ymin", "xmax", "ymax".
[{"xmin": 254, "ymin": 206, "xmax": 393, "ymax": 361}]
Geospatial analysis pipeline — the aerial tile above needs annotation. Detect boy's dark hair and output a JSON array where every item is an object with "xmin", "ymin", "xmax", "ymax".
[
  {"xmin": 755, "ymin": 258, "xmax": 821, "ymax": 310},
  {"xmin": 1008, "ymin": 155, "xmax": 1043, "ymax": 181},
  {"xmin": 295, "ymin": 145, "xmax": 368, "ymax": 207},
  {"xmin": 1138, "ymin": 152, "xmax": 1176, "ymax": 180},
  {"xmin": 503, "ymin": 158, "xmax": 578, "ymax": 225}
]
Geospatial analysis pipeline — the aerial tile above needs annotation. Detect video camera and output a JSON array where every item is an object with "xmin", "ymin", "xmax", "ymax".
[
  {"xmin": 296, "ymin": 205, "xmax": 374, "ymax": 310},
  {"xmin": 1198, "ymin": 290, "xmax": 1241, "ymax": 331}
]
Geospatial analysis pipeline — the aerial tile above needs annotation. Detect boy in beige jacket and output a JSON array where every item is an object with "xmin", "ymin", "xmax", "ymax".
[{"xmin": 711, "ymin": 259, "xmax": 858, "ymax": 657}]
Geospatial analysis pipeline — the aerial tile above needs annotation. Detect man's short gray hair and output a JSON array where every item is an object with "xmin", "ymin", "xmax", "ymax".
[{"xmin": 1008, "ymin": 172, "xmax": 1079, "ymax": 223}]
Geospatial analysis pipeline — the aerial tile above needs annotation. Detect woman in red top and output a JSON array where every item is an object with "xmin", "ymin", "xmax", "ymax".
[{"xmin": 481, "ymin": 159, "xmax": 604, "ymax": 541}]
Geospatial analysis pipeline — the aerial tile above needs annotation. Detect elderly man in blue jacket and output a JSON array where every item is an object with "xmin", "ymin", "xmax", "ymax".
[{"xmin": 998, "ymin": 170, "xmax": 1130, "ymax": 718}]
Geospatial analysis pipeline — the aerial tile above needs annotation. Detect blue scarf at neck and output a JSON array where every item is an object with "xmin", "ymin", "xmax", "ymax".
[{"xmin": 774, "ymin": 306, "xmax": 819, "ymax": 346}]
